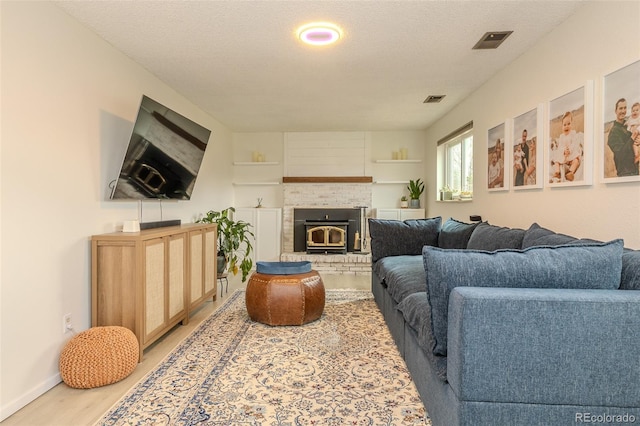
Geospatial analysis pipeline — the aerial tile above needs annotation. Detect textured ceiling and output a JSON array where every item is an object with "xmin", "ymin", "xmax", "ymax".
[{"xmin": 55, "ymin": 1, "xmax": 585, "ymax": 132}]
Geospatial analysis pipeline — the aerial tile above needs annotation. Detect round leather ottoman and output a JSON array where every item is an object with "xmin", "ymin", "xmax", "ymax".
[
  {"xmin": 246, "ymin": 261, "xmax": 325, "ymax": 326},
  {"xmin": 59, "ymin": 326, "xmax": 139, "ymax": 389}
]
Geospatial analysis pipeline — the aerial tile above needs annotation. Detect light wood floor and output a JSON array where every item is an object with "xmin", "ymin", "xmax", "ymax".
[{"xmin": 2, "ymin": 273, "xmax": 370, "ymax": 426}]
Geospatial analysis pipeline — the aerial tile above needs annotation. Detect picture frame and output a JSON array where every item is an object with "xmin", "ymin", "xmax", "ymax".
[
  {"xmin": 512, "ymin": 104, "xmax": 543, "ymax": 190},
  {"xmin": 546, "ymin": 82, "xmax": 593, "ymax": 187},
  {"xmin": 487, "ymin": 121, "xmax": 508, "ymax": 191},
  {"xmin": 602, "ymin": 60, "xmax": 640, "ymax": 183}
]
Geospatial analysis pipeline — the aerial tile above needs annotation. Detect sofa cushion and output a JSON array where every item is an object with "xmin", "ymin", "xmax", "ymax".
[
  {"xmin": 396, "ymin": 292, "xmax": 448, "ymax": 382},
  {"xmin": 467, "ymin": 222, "xmax": 525, "ymax": 250},
  {"xmin": 379, "ymin": 256, "xmax": 426, "ymax": 304},
  {"xmin": 369, "ymin": 217, "xmax": 441, "ymax": 262},
  {"xmin": 423, "ymin": 240, "xmax": 625, "ymax": 356},
  {"xmin": 621, "ymin": 249, "xmax": 640, "ymax": 290},
  {"xmin": 521, "ymin": 222, "xmax": 600, "ymax": 248},
  {"xmin": 373, "ymin": 255, "xmax": 414, "ymax": 283},
  {"xmin": 437, "ymin": 218, "xmax": 480, "ymax": 249}
]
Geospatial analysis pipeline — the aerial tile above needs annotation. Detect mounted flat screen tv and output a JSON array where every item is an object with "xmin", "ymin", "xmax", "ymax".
[{"xmin": 110, "ymin": 95, "xmax": 211, "ymax": 200}]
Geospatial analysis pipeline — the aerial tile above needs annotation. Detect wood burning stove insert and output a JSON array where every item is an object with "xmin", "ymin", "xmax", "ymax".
[
  {"xmin": 293, "ymin": 208, "xmax": 364, "ymax": 253},
  {"xmin": 304, "ymin": 221, "xmax": 348, "ymax": 254}
]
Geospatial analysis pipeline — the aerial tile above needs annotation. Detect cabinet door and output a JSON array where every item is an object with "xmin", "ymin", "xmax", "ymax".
[
  {"xmin": 204, "ymin": 227, "xmax": 216, "ymax": 295},
  {"xmin": 234, "ymin": 208, "xmax": 257, "ymax": 264},
  {"xmin": 400, "ymin": 209, "xmax": 425, "ymax": 220},
  {"xmin": 189, "ymin": 227, "xmax": 217, "ymax": 309},
  {"xmin": 144, "ymin": 238, "xmax": 166, "ymax": 343},
  {"xmin": 143, "ymin": 234, "xmax": 186, "ymax": 344},
  {"xmin": 189, "ymin": 230, "xmax": 204, "ymax": 305},
  {"xmin": 235, "ymin": 208, "xmax": 282, "ymax": 262},
  {"xmin": 376, "ymin": 208, "xmax": 425, "ymax": 220},
  {"xmin": 167, "ymin": 233, "xmax": 186, "ymax": 323},
  {"xmin": 375, "ymin": 209, "xmax": 401, "ymax": 220},
  {"xmin": 256, "ymin": 209, "xmax": 281, "ymax": 262}
]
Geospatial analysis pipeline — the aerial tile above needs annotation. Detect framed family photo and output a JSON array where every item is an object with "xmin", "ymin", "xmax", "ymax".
[
  {"xmin": 602, "ymin": 60, "xmax": 640, "ymax": 183},
  {"xmin": 546, "ymin": 82, "xmax": 593, "ymax": 187},
  {"xmin": 487, "ymin": 121, "xmax": 508, "ymax": 191},
  {"xmin": 512, "ymin": 105, "xmax": 543, "ymax": 190}
]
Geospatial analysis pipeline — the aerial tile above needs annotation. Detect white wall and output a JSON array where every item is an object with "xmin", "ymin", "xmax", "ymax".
[
  {"xmin": 425, "ymin": 1, "xmax": 640, "ymax": 248},
  {"xmin": 0, "ymin": 2, "xmax": 233, "ymax": 419}
]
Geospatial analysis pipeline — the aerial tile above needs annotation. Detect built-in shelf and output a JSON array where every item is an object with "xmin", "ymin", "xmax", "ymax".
[
  {"xmin": 233, "ymin": 161, "xmax": 280, "ymax": 166},
  {"xmin": 374, "ymin": 180, "xmax": 410, "ymax": 184},
  {"xmin": 232, "ymin": 182, "xmax": 281, "ymax": 186},
  {"xmin": 282, "ymin": 176, "xmax": 373, "ymax": 183},
  {"xmin": 374, "ymin": 159, "xmax": 422, "ymax": 163}
]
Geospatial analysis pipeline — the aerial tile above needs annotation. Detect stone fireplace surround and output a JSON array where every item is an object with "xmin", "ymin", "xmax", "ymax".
[{"xmin": 280, "ymin": 181, "xmax": 372, "ymax": 274}]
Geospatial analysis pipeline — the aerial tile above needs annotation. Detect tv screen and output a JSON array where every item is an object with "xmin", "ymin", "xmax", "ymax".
[{"xmin": 111, "ymin": 95, "xmax": 211, "ymax": 200}]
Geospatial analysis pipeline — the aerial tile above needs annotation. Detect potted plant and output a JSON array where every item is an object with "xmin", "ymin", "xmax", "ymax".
[
  {"xmin": 440, "ymin": 185, "xmax": 453, "ymax": 201},
  {"xmin": 400, "ymin": 195, "xmax": 409, "ymax": 208},
  {"xmin": 197, "ymin": 207, "xmax": 255, "ymax": 282},
  {"xmin": 407, "ymin": 179, "xmax": 425, "ymax": 208}
]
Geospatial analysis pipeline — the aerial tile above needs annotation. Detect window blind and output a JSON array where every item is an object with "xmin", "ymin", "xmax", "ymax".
[{"xmin": 437, "ymin": 121, "xmax": 473, "ymax": 146}]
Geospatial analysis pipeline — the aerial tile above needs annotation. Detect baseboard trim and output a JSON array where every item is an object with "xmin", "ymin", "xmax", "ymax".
[{"xmin": 0, "ymin": 373, "xmax": 61, "ymax": 422}]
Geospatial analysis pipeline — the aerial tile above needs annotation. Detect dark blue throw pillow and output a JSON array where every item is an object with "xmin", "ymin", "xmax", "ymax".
[
  {"xmin": 437, "ymin": 218, "xmax": 480, "ymax": 249},
  {"xmin": 522, "ymin": 223, "xmax": 602, "ymax": 249},
  {"xmin": 423, "ymin": 240, "xmax": 624, "ymax": 356},
  {"xmin": 369, "ymin": 217, "xmax": 441, "ymax": 263},
  {"xmin": 467, "ymin": 222, "xmax": 525, "ymax": 251},
  {"xmin": 621, "ymin": 249, "xmax": 640, "ymax": 290}
]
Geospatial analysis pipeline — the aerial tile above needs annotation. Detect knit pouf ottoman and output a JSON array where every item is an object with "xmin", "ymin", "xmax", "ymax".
[
  {"xmin": 59, "ymin": 326, "xmax": 139, "ymax": 389},
  {"xmin": 246, "ymin": 261, "xmax": 325, "ymax": 326}
]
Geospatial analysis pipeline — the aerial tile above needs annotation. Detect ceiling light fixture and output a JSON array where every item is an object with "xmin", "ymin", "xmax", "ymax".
[{"xmin": 297, "ymin": 22, "xmax": 342, "ymax": 46}]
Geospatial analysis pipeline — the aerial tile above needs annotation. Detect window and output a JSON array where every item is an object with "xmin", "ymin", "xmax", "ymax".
[{"xmin": 437, "ymin": 122, "xmax": 473, "ymax": 199}]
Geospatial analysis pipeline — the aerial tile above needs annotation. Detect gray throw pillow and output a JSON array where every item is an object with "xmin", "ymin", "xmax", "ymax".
[
  {"xmin": 467, "ymin": 222, "xmax": 525, "ymax": 250},
  {"xmin": 368, "ymin": 217, "xmax": 441, "ymax": 263},
  {"xmin": 423, "ymin": 240, "xmax": 624, "ymax": 356},
  {"xmin": 437, "ymin": 218, "xmax": 480, "ymax": 249}
]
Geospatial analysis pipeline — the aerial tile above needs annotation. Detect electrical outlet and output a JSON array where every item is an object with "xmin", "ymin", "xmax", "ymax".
[{"xmin": 63, "ymin": 313, "xmax": 72, "ymax": 334}]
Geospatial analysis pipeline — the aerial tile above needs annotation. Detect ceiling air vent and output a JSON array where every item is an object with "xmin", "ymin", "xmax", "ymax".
[
  {"xmin": 473, "ymin": 31, "xmax": 513, "ymax": 50},
  {"xmin": 423, "ymin": 95, "xmax": 445, "ymax": 104}
]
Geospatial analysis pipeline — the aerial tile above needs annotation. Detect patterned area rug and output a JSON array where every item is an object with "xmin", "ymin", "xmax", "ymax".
[{"xmin": 97, "ymin": 290, "xmax": 430, "ymax": 425}]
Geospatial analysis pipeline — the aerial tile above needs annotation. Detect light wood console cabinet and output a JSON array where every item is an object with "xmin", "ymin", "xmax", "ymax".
[{"xmin": 91, "ymin": 223, "xmax": 217, "ymax": 360}]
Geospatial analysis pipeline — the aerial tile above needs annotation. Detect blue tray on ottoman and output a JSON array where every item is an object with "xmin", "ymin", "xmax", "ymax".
[{"xmin": 255, "ymin": 261, "xmax": 312, "ymax": 275}]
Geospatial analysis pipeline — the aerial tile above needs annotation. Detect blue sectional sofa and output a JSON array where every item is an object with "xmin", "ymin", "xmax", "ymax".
[{"xmin": 369, "ymin": 217, "xmax": 640, "ymax": 426}]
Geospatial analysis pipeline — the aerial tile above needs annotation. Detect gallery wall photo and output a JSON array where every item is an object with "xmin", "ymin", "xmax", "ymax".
[
  {"xmin": 602, "ymin": 60, "xmax": 640, "ymax": 183},
  {"xmin": 487, "ymin": 121, "xmax": 508, "ymax": 191},
  {"xmin": 512, "ymin": 105, "xmax": 543, "ymax": 190},
  {"xmin": 546, "ymin": 82, "xmax": 594, "ymax": 188}
]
